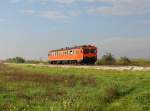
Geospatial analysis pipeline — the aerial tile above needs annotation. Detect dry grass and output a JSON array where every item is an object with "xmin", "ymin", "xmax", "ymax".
[
  {"xmin": 0, "ymin": 63, "xmax": 6, "ymax": 70},
  {"xmin": 102, "ymin": 86, "xmax": 120, "ymax": 103},
  {"xmin": 5, "ymin": 70, "xmax": 97, "ymax": 87}
]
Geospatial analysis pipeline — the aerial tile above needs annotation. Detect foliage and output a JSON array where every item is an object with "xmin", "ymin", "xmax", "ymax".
[
  {"xmin": 97, "ymin": 53, "xmax": 116, "ymax": 65},
  {"xmin": 96, "ymin": 54, "xmax": 150, "ymax": 66},
  {"xmin": 118, "ymin": 57, "xmax": 131, "ymax": 65},
  {"xmin": 25, "ymin": 60, "xmax": 41, "ymax": 64},
  {"xmin": 6, "ymin": 57, "xmax": 25, "ymax": 63},
  {"xmin": 131, "ymin": 59, "xmax": 150, "ymax": 66}
]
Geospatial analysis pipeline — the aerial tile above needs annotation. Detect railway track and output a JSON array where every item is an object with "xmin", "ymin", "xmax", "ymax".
[
  {"xmin": 7, "ymin": 63, "xmax": 150, "ymax": 71},
  {"xmin": 39, "ymin": 64, "xmax": 150, "ymax": 71}
]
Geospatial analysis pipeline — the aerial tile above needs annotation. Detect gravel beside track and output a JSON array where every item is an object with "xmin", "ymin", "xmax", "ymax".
[
  {"xmin": 41, "ymin": 65, "xmax": 150, "ymax": 71},
  {"xmin": 7, "ymin": 63, "xmax": 150, "ymax": 71}
]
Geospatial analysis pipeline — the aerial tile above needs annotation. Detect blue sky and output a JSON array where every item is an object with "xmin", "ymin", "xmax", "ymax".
[{"xmin": 0, "ymin": 0, "xmax": 150, "ymax": 60}]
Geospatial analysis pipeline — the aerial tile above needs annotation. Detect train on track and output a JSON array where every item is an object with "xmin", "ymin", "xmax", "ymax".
[{"xmin": 48, "ymin": 45, "xmax": 97, "ymax": 64}]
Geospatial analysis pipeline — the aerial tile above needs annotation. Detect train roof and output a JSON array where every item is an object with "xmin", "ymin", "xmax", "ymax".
[{"xmin": 50, "ymin": 45, "xmax": 96, "ymax": 52}]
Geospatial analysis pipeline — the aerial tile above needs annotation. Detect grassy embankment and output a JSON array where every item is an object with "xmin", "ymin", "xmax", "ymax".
[{"xmin": 0, "ymin": 63, "xmax": 150, "ymax": 111}]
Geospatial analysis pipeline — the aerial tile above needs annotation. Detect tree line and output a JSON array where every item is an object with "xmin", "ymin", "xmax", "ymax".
[
  {"xmin": 6, "ymin": 57, "xmax": 42, "ymax": 64},
  {"xmin": 96, "ymin": 53, "xmax": 131, "ymax": 65}
]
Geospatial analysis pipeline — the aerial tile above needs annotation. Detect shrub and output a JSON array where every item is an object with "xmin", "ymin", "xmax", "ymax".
[
  {"xmin": 97, "ymin": 53, "xmax": 116, "ymax": 65},
  {"xmin": 118, "ymin": 57, "xmax": 131, "ymax": 65},
  {"xmin": 6, "ymin": 57, "xmax": 25, "ymax": 63},
  {"xmin": 25, "ymin": 60, "xmax": 41, "ymax": 64}
]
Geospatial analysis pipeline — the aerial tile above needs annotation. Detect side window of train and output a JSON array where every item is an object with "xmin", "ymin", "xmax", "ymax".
[
  {"xmin": 68, "ymin": 50, "xmax": 70, "ymax": 55},
  {"xmin": 76, "ymin": 50, "xmax": 78, "ymax": 54},
  {"xmin": 73, "ymin": 50, "xmax": 75, "ymax": 55},
  {"xmin": 66, "ymin": 51, "xmax": 68, "ymax": 55},
  {"xmin": 64, "ymin": 51, "xmax": 66, "ymax": 56},
  {"xmin": 70, "ymin": 50, "xmax": 73, "ymax": 55},
  {"xmin": 55, "ymin": 52, "xmax": 57, "ymax": 56}
]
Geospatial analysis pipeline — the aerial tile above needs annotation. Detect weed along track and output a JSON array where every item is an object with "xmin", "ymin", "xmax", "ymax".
[{"xmin": 0, "ymin": 63, "xmax": 150, "ymax": 111}]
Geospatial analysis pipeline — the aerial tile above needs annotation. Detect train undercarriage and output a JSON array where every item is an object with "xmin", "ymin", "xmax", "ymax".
[{"xmin": 49, "ymin": 57, "xmax": 97, "ymax": 65}]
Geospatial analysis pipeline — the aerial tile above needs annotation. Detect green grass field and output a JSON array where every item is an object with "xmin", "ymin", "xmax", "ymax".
[{"xmin": 0, "ymin": 63, "xmax": 150, "ymax": 111}]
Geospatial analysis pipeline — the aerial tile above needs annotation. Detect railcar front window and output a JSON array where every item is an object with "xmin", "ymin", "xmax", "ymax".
[
  {"xmin": 84, "ymin": 49, "xmax": 90, "ymax": 54},
  {"xmin": 84, "ymin": 49, "xmax": 96, "ymax": 53},
  {"xmin": 91, "ymin": 49, "xmax": 96, "ymax": 53}
]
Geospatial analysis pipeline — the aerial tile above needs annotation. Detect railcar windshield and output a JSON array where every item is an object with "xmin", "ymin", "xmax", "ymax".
[
  {"xmin": 83, "ymin": 49, "xmax": 96, "ymax": 54},
  {"xmin": 83, "ymin": 49, "xmax": 90, "ymax": 53},
  {"xmin": 91, "ymin": 49, "xmax": 97, "ymax": 53}
]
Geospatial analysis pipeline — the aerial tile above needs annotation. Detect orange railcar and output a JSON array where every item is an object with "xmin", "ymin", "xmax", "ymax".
[{"xmin": 48, "ymin": 45, "xmax": 97, "ymax": 64}]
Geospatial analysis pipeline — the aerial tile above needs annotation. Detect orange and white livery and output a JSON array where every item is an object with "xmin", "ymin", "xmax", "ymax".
[{"xmin": 48, "ymin": 45, "xmax": 97, "ymax": 64}]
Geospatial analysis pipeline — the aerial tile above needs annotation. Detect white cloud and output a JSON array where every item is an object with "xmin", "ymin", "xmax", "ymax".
[
  {"xmin": 10, "ymin": 0, "xmax": 22, "ymax": 3},
  {"xmin": 10, "ymin": 0, "xmax": 75, "ymax": 4},
  {"xmin": 21, "ymin": 9, "xmax": 68, "ymax": 20},
  {"xmin": 49, "ymin": 0, "xmax": 150, "ymax": 16},
  {"xmin": 87, "ymin": 0, "xmax": 150, "ymax": 15},
  {"xmin": 38, "ymin": 11, "xmax": 68, "ymax": 20},
  {"xmin": 15, "ymin": 0, "xmax": 150, "ymax": 17},
  {"xmin": 0, "ymin": 18, "xmax": 7, "ymax": 22},
  {"xmin": 21, "ymin": 9, "xmax": 35, "ymax": 15},
  {"xmin": 53, "ymin": 0, "xmax": 75, "ymax": 4},
  {"xmin": 21, "ymin": 8, "xmax": 81, "ymax": 21},
  {"xmin": 69, "ymin": 11, "xmax": 81, "ymax": 17}
]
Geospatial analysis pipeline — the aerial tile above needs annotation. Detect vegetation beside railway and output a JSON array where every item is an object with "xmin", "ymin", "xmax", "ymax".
[
  {"xmin": 6, "ymin": 53, "xmax": 150, "ymax": 66},
  {"xmin": 0, "ymin": 63, "xmax": 150, "ymax": 111}
]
